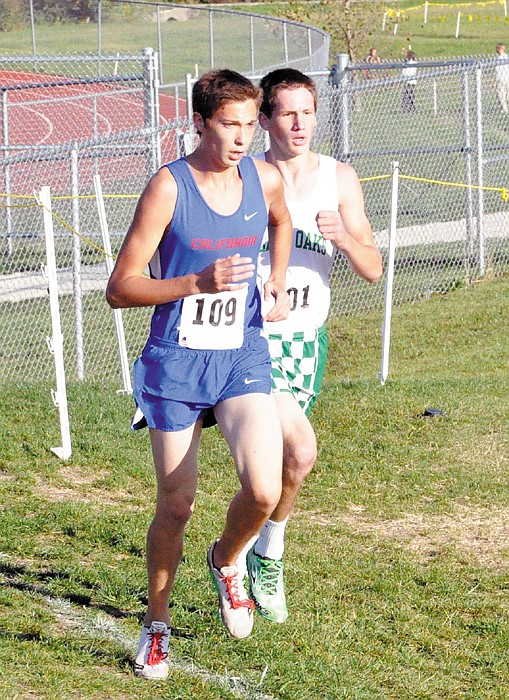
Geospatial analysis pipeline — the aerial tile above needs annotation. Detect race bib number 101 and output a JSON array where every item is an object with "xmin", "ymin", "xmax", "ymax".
[{"xmin": 178, "ymin": 287, "xmax": 248, "ymax": 349}]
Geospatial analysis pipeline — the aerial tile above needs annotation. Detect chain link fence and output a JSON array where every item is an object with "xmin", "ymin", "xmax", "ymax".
[
  {"xmin": 11, "ymin": 0, "xmax": 330, "ymax": 85},
  {"xmin": 0, "ymin": 49, "xmax": 164, "ymax": 386},
  {"xmin": 1, "ymin": 46, "xmax": 508, "ymax": 389},
  {"xmin": 329, "ymin": 56, "xmax": 509, "ymax": 316}
]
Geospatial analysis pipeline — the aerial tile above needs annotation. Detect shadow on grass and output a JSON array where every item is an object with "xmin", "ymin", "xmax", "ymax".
[{"xmin": 0, "ymin": 561, "xmax": 194, "ymax": 638}]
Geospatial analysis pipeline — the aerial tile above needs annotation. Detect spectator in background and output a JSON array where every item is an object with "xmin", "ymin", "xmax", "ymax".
[
  {"xmin": 363, "ymin": 47, "xmax": 382, "ymax": 80},
  {"xmin": 494, "ymin": 43, "xmax": 509, "ymax": 113},
  {"xmin": 402, "ymin": 50, "xmax": 417, "ymax": 113},
  {"xmin": 366, "ymin": 47, "xmax": 382, "ymax": 66}
]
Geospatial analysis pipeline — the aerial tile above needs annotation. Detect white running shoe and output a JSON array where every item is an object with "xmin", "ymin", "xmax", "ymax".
[
  {"xmin": 207, "ymin": 541, "xmax": 255, "ymax": 639},
  {"xmin": 133, "ymin": 620, "xmax": 170, "ymax": 679}
]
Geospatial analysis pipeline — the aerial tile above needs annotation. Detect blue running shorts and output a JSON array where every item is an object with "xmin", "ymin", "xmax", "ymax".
[{"xmin": 132, "ymin": 329, "xmax": 271, "ymax": 432}]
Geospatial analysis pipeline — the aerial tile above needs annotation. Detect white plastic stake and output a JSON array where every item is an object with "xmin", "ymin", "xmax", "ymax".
[
  {"xmin": 93, "ymin": 174, "xmax": 132, "ymax": 394},
  {"xmin": 40, "ymin": 186, "xmax": 72, "ymax": 460},
  {"xmin": 424, "ymin": 1, "xmax": 428, "ymax": 23},
  {"xmin": 379, "ymin": 162, "xmax": 399, "ymax": 386},
  {"xmin": 455, "ymin": 12, "xmax": 461, "ymax": 39}
]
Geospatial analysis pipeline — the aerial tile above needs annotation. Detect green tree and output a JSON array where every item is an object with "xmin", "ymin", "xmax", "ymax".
[
  {"xmin": 282, "ymin": 0, "xmax": 386, "ymax": 61},
  {"xmin": 0, "ymin": 0, "xmax": 28, "ymax": 31},
  {"xmin": 32, "ymin": 0, "xmax": 98, "ymax": 23}
]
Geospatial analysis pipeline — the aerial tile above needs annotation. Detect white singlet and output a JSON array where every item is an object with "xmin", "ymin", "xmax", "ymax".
[{"xmin": 257, "ymin": 154, "xmax": 339, "ymax": 334}]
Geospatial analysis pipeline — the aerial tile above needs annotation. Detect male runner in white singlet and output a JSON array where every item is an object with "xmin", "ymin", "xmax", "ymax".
[
  {"xmin": 240, "ymin": 68, "xmax": 383, "ymax": 624},
  {"xmin": 106, "ymin": 69, "xmax": 292, "ymax": 679}
]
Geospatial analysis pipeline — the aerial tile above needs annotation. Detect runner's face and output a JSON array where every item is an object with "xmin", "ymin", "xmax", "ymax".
[
  {"xmin": 198, "ymin": 99, "xmax": 258, "ymax": 167},
  {"xmin": 261, "ymin": 86, "xmax": 316, "ymax": 158}
]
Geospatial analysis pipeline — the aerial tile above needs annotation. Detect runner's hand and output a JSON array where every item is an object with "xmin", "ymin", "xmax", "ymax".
[
  {"xmin": 316, "ymin": 210, "xmax": 348, "ymax": 249},
  {"xmin": 263, "ymin": 281, "xmax": 290, "ymax": 322},
  {"xmin": 195, "ymin": 254, "xmax": 254, "ymax": 294}
]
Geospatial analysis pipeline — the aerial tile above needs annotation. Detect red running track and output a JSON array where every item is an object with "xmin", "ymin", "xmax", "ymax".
[{"xmin": 0, "ymin": 68, "xmax": 185, "ymax": 146}]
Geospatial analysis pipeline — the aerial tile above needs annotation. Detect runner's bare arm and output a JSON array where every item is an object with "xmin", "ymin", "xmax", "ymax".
[
  {"xmin": 316, "ymin": 161, "xmax": 382, "ymax": 283},
  {"xmin": 106, "ymin": 168, "xmax": 255, "ymax": 309},
  {"xmin": 255, "ymin": 160, "xmax": 292, "ymax": 321}
]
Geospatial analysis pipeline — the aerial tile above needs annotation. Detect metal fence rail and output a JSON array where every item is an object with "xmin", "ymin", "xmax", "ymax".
[{"xmin": 1, "ymin": 50, "xmax": 508, "ymax": 387}]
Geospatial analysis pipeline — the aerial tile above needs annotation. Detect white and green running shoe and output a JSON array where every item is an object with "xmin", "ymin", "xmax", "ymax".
[{"xmin": 247, "ymin": 548, "xmax": 288, "ymax": 623}]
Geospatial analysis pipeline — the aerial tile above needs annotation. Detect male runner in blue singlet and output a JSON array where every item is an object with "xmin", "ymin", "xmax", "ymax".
[
  {"xmin": 106, "ymin": 69, "xmax": 292, "ymax": 680},
  {"xmin": 239, "ymin": 68, "xmax": 383, "ymax": 624}
]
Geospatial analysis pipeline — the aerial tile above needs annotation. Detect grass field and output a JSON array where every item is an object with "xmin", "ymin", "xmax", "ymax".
[
  {"xmin": 1, "ymin": 274, "xmax": 508, "ymax": 699},
  {"xmin": 2, "ymin": 0, "xmax": 509, "ymax": 83},
  {"xmin": 0, "ymin": 3, "xmax": 310, "ymax": 84},
  {"xmin": 373, "ymin": 0, "xmax": 509, "ymax": 60},
  {"xmin": 281, "ymin": 0, "xmax": 509, "ymax": 60}
]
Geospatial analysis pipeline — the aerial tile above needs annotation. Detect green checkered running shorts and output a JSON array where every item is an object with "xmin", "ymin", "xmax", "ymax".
[{"xmin": 267, "ymin": 324, "xmax": 328, "ymax": 416}]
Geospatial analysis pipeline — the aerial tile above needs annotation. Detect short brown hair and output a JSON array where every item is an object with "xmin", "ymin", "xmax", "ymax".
[
  {"xmin": 259, "ymin": 68, "xmax": 317, "ymax": 118},
  {"xmin": 192, "ymin": 69, "xmax": 261, "ymax": 130}
]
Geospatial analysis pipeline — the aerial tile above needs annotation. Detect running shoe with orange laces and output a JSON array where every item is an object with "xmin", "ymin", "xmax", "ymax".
[
  {"xmin": 207, "ymin": 540, "xmax": 255, "ymax": 639},
  {"xmin": 134, "ymin": 620, "xmax": 170, "ymax": 679}
]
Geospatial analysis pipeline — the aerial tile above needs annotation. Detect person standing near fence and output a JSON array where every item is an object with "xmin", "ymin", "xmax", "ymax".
[
  {"xmin": 402, "ymin": 50, "xmax": 418, "ymax": 113},
  {"xmin": 494, "ymin": 43, "xmax": 509, "ymax": 114},
  {"xmin": 363, "ymin": 47, "xmax": 382, "ymax": 80},
  {"xmin": 106, "ymin": 68, "xmax": 293, "ymax": 679},
  {"xmin": 236, "ymin": 68, "xmax": 382, "ymax": 624}
]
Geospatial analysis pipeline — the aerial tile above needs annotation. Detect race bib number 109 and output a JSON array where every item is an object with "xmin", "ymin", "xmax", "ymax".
[{"xmin": 178, "ymin": 287, "xmax": 248, "ymax": 349}]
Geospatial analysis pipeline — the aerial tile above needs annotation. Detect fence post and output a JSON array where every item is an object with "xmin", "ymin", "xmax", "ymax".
[
  {"xmin": 185, "ymin": 72, "xmax": 193, "ymax": 120},
  {"xmin": 250, "ymin": 16, "xmax": 255, "ymax": 72},
  {"xmin": 461, "ymin": 69, "xmax": 475, "ymax": 270},
  {"xmin": 70, "ymin": 148, "xmax": 84, "ymax": 381},
  {"xmin": 338, "ymin": 53, "xmax": 351, "ymax": 159},
  {"xmin": 143, "ymin": 46, "xmax": 161, "ymax": 175},
  {"xmin": 1, "ymin": 89, "xmax": 12, "ymax": 255},
  {"xmin": 209, "ymin": 10, "xmax": 214, "ymax": 69},
  {"xmin": 40, "ymin": 186, "xmax": 72, "ymax": 460},
  {"xmin": 97, "ymin": 0, "xmax": 102, "ymax": 77},
  {"xmin": 156, "ymin": 4, "xmax": 164, "ymax": 85},
  {"xmin": 379, "ymin": 161, "xmax": 399, "ymax": 386},
  {"xmin": 475, "ymin": 63, "xmax": 485, "ymax": 277},
  {"xmin": 455, "ymin": 12, "xmax": 461, "ymax": 39},
  {"xmin": 93, "ymin": 175, "xmax": 133, "ymax": 394},
  {"xmin": 29, "ymin": 0, "xmax": 37, "ymax": 57}
]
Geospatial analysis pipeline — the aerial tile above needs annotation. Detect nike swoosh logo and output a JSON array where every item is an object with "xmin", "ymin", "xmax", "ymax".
[
  {"xmin": 244, "ymin": 378, "xmax": 261, "ymax": 384},
  {"xmin": 244, "ymin": 212, "xmax": 258, "ymax": 221}
]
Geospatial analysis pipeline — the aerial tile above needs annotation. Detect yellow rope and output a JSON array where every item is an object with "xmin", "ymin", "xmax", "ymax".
[
  {"xmin": 360, "ymin": 173, "xmax": 508, "ymax": 201},
  {"xmin": 40, "ymin": 202, "xmax": 114, "ymax": 258},
  {"xmin": 1, "ymin": 170, "xmax": 507, "ymax": 265}
]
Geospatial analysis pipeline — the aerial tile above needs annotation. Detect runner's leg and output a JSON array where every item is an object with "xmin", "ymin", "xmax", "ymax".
[
  {"xmin": 213, "ymin": 393, "xmax": 283, "ymax": 567},
  {"xmin": 144, "ymin": 422, "xmax": 202, "ymax": 625}
]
